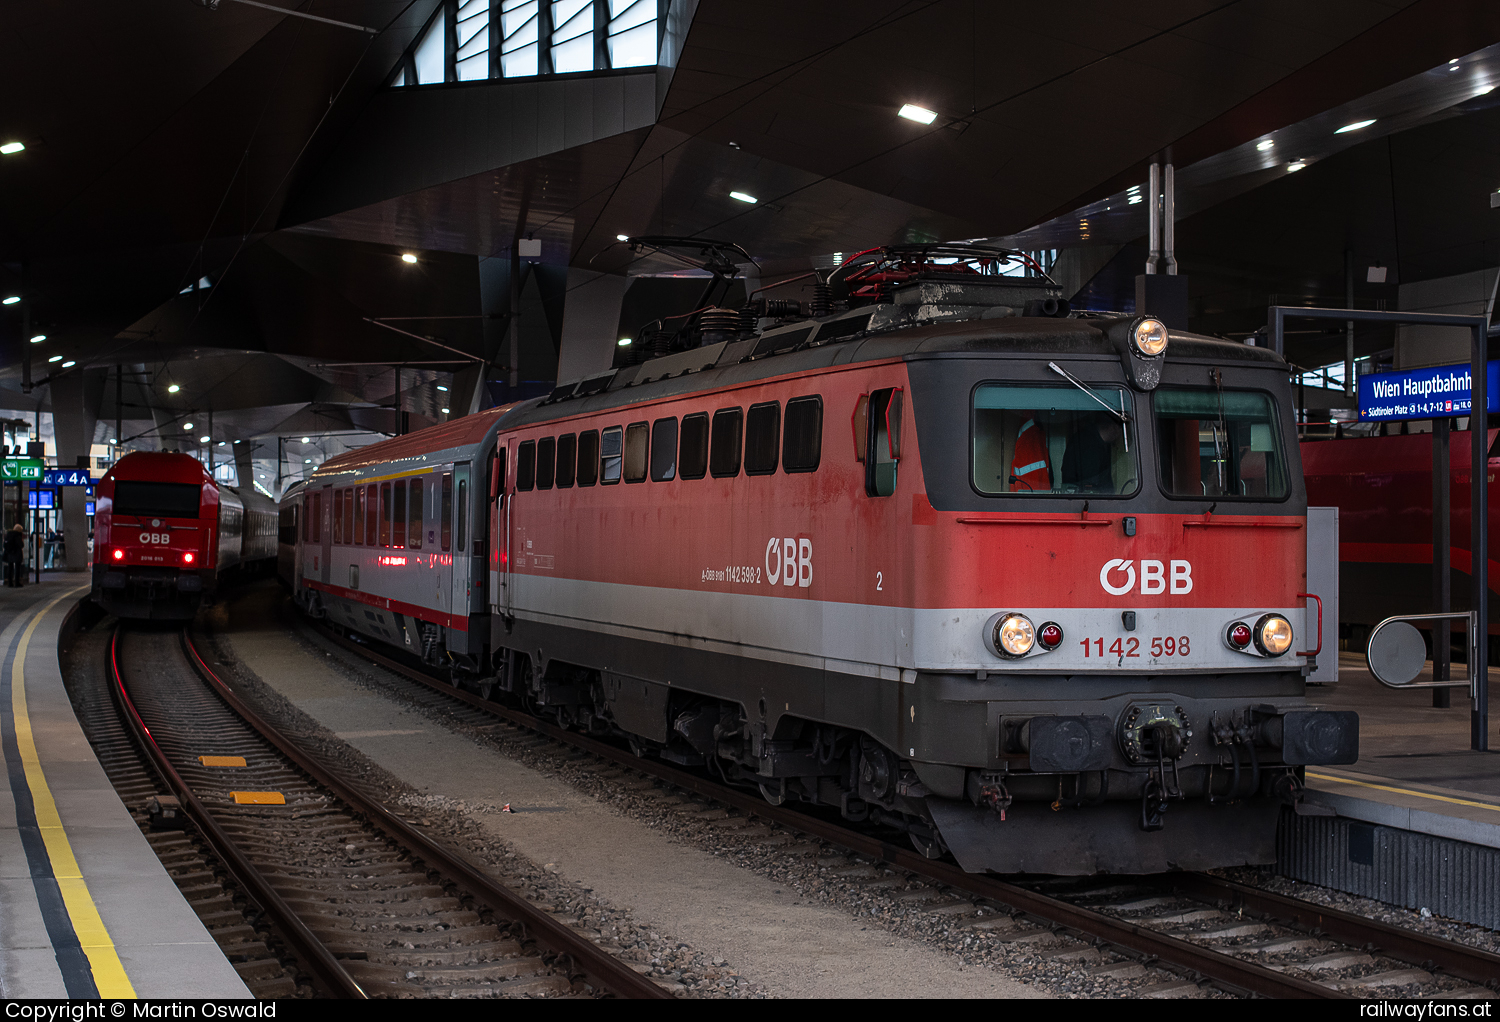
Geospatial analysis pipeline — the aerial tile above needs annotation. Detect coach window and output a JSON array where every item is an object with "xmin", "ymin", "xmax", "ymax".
[
  {"xmin": 624, "ymin": 422, "xmax": 649, "ymax": 482},
  {"xmin": 679, "ymin": 413, "xmax": 708, "ymax": 479},
  {"xmin": 577, "ymin": 430, "xmax": 600, "ymax": 486},
  {"xmin": 332, "ymin": 490, "xmax": 343, "ymax": 544},
  {"xmin": 650, "ymin": 417, "xmax": 678, "ymax": 481},
  {"xmin": 353, "ymin": 487, "xmax": 364, "ymax": 545},
  {"xmin": 556, "ymin": 434, "xmax": 577, "ymax": 488},
  {"xmin": 783, "ymin": 396, "xmax": 823, "ymax": 473},
  {"xmin": 409, "ymin": 478, "xmax": 424, "ymax": 549},
  {"xmin": 342, "ymin": 488, "xmax": 353, "ymax": 543},
  {"xmin": 441, "ymin": 472, "xmax": 453, "ymax": 551},
  {"xmin": 517, "ymin": 440, "xmax": 536, "ymax": 491},
  {"xmin": 456, "ymin": 479, "xmax": 468, "ymax": 551},
  {"xmin": 392, "ymin": 480, "xmax": 408, "ymax": 548},
  {"xmin": 379, "ymin": 483, "xmax": 392, "ymax": 547},
  {"xmin": 745, "ymin": 402, "xmax": 781, "ymax": 475},
  {"xmin": 600, "ymin": 426, "xmax": 623, "ymax": 483},
  {"xmin": 710, "ymin": 408, "xmax": 742, "ymax": 478},
  {"xmin": 302, "ymin": 495, "xmax": 310, "ymax": 542},
  {"xmin": 366, "ymin": 485, "xmax": 379, "ymax": 545},
  {"xmin": 537, "ymin": 436, "xmax": 556, "ymax": 490},
  {"xmin": 1154, "ymin": 388, "xmax": 1286, "ymax": 500},
  {"xmin": 311, "ymin": 492, "xmax": 322, "ymax": 542},
  {"xmin": 970, "ymin": 383, "xmax": 1136, "ymax": 496}
]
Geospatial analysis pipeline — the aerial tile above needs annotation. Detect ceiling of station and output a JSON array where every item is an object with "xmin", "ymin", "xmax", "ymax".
[{"xmin": 4, "ymin": 0, "xmax": 1500, "ymax": 450}]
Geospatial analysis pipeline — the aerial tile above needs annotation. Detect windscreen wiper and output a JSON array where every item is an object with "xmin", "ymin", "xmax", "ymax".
[{"xmin": 1047, "ymin": 362, "xmax": 1130, "ymax": 452}]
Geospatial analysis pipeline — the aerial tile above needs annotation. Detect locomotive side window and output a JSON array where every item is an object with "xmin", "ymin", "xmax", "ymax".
[
  {"xmin": 441, "ymin": 472, "xmax": 453, "ymax": 551},
  {"xmin": 392, "ymin": 480, "xmax": 407, "ymax": 549},
  {"xmin": 970, "ymin": 383, "xmax": 1136, "ymax": 496},
  {"xmin": 536, "ymin": 437, "xmax": 556, "ymax": 490},
  {"xmin": 517, "ymin": 441, "xmax": 536, "ymax": 491},
  {"xmin": 1154, "ymin": 388, "xmax": 1287, "ymax": 500},
  {"xmin": 679, "ymin": 413, "xmax": 708, "ymax": 479},
  {"xmin": 409, "ymin": 478, "xmax": 424, "ymax": 549},
  {"xmin": 866, "ymin": 389, "xmax": 902, "ymax": 496},
  {"xmin": 745, "ymin": 402, "xmax": 780, "ymax": 475},
  {"xmin": 624, "ymin": 422, "xmax": 648, "ymax": 483},
  {"xmin": 578, "ymin": 430, "xmax": 600, "ymax": 486},
  {"xmin": 600, "ymin": 426, "xmax": 623, "ymax": 484},
  {"xmin": 366, "ymin": 484, "xmax": 379, "ymax": 545},
  {"xmin": 783, "ymin": 396, "xmax": 823, "ymax": 473},
  {"xmin": 710, "ymin": 408, "xmax": 742, "ymax": 478},
  {"xmin": 354, "ymin": 487, "xmax": 364, "ymax": 545},
  {"xmin": 556, "ymin": 434, "xmax": 577, "ymax": 488},
  {"xmin": 650, "ymin": 417, "xmax": 678, "ymax": 482},
  {"xmin": 379, "ymin": 483, "xmax": 392, "ymax": 547}
]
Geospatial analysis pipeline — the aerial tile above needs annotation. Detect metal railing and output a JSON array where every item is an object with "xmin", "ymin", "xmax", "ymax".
[{"xmin": 1366, "ymin": 612, "xmax": 1480, "ymax": 705}]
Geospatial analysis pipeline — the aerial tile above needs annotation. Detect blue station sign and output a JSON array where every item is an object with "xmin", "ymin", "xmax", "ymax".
[
  {"xmin": 1358, "ymin": 360, "xmax": 1500, "ymax": 422},
  {"xmin": 41, "ymin": 469, "xmax": 92, "ymax": 486}
]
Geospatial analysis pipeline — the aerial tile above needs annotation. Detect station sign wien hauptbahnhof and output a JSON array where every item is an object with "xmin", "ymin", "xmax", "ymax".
[{"xmin": 1358, "ymin": 360, "xmax": 1500, "ymax": 423}]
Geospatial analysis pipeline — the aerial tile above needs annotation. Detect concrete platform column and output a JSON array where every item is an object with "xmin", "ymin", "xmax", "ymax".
[{"xmin": 47, "ymin": 369, "xmax": 105, "ymax": 572}]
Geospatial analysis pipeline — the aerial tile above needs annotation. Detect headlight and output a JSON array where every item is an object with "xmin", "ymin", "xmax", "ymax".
[
  {"xmin": 1132, "ymin": 317, "xmax": 1168, "ymax": 357},
  {"xmin": 1254, "ymin": 614, "xmax": 1293, "ymax": 657},
  {"xmin": 994, "ymin": 613, "xmax": 1036, "ymax": 658}
]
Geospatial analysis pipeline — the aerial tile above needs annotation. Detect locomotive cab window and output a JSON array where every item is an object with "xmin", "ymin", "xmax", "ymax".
[
  {"xmin": 971, "ymin": 383, "xmax": 1137, "ymax": 496},
  {"xmin": 113, "ymin": 481, "xmax": 200, "ymax": 519},
  {"xmin": 865, "ymin": 388, "xmax": 902, "ymax": 497},
  {"xmin": 624, "ymin": 422, "xmax": 649, "ymax": 483},
  {"xmin": 1154, "ymin": 388, "xmax": 1287, "ymax": 499},
  {"xmin": 679, "ymin": 413, "xmax": 708, "ymax": 479},
  {"xmin": 650, "ymin": 417, "xmax": 677, "ymax": 481}
]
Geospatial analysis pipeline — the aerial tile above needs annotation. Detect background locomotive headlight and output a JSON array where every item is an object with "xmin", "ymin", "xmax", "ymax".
[
  {"xmin": 1254, "ymin": 614, "xmax": 1293, "ymax": 656},
  {"xmin": 1132, "ymin": 317, "xmax": 1169, "ymax": 357},
  {"xmin": 994, "ymin": 613, "xmax": 1036, "ymax": 657}
]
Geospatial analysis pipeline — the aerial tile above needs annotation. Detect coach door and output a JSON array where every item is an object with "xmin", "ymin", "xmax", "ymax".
[
  {"xmin": 489, "ymin": 445, "xmax": 508, "ymax": 617},
  {"xmin": 450, "ymin": 464, "xmax": 473, "ymax": 617}
]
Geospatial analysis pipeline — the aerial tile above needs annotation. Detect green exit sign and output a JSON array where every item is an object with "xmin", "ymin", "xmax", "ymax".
[{"xmin": 1, "ymin": 460, "xmax": 44, "ymax": 481}]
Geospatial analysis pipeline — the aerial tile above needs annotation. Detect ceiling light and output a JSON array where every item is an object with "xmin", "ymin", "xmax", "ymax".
[
  {"xmin": 616, "ymin": 234, "xmax": 629, "ymax": 241},
  {"xmin": 0, "ymin": 142, "xmax": 24, "ymax": 155},
  {"xmin": 436, "ymin": 385, "xmax": 448, "ymax": 392},
  {"xmin": 108, "ymin": 439, "xmax": 117, "ymax": 445},
  {"xmin": 304, "ymin": 458, "xmax": 311, "ymax": 464},
  {"xmin": 1287, "ymin": 161, "xmax": 1307, "ymax": 172},
  {"xmin": 898, "ymin": 104, "xmax": 938, "ymax": 125},
  {"xmin": 729, "ymin": 191, "xmax": 757, "ymax": 204},
  {"xmin": 217, "ymin": 441, "xmax": 226, "ymax": 446},
  {"xmin": 30, "ymin": 334, "xmax": 44, "ymax": 343},
  {"xmin": 233, "ymin": 440, "xmax": 241, "ymax": 444},
  {"xmin": 168, "ymin": 384, "xmax": 180, "ymax": 393},
  {"xmin": 47, "ymin": 355, "xmax": 61, "ymax": 363},
  {"xmin": 1335, "ymin": 119, "xmax": 1376, "ymax": 134},
  {"xmin": 401, "ymin": 253, "xmax": 418, "ymax": 264},
  {"xmin": 199, "ymin": 435, "xmax": 210, "ymax": 443},
  {"xmin": 301, "ymin": 436, "xmax": 310, "ymax": 443},
  {"xmin": 3, "ymin": 296, "xmax": 18, "ymax": 305},
  {"xmin": 61, "ymin": 361, "xmax": 75, "ymax": 368},
  {"xmin": 1257, "ymin": 139, "xmax": 1275, "ymax": 151},
  {"xmin": 442, "ymin": 408, "xmax": 450, "ymax": 414},
  {"xmin": 618, "ymin": 337, "xmax": 632, "ymax": 346},
  {"xmin": 1128, "ymin": 195, "xmax": 1142, "ymax": 204},
  {"xmin": 183, "ymin": 422, "xmax": 194, "ymax": 430}
]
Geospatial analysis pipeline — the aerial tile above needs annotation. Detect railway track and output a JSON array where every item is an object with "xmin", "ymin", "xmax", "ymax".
[
  {"xmin": 306, "ymin": 620, "xmax": 1500, "ymax": 1000},
  {"xmin": 101, "ymin": 621, "xmax": 668, "ymax": 999}
]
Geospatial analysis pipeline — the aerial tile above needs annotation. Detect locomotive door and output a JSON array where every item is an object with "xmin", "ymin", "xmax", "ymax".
[
  {"xmin": 319, "ymin": 484, "xmax": 332, "ymax": 584},
  {"xmin": 450, "ymin": 464, "xmax": 472, "ymax": 616}
]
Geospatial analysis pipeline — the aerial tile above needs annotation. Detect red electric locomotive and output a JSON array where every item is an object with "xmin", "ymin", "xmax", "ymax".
[
  {"xmin": 94, "ymin": 451, "xmax": 277, "ymax": 619},
  {"xmin": 285, "ymin": 242, "xmax": 1358, "ymax": 874}
]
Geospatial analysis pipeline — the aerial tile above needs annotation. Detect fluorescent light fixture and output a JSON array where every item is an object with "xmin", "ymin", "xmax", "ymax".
[
  {"xmin": 898, "ymin": 104, "xmax": 938, "ymax": 125},
  {"xmin": 436, "ymin": 385, "xmax": 448, "ymax": 392},
  {"xmin": 47, "ymin": 355, "xmax": 61, "ymax": 363},
  {"xmin": 1128, "ymin": 195, "xmax": 1142, "ymax": 204},
  {"xmin": 0, "ymin": 142, "xmax": 24, "ymax": 155},
  {"xmin": 1256, "ymin": 139, "xmax": 1275, "ymax": 151},
  {"xmin": 729, "ymin": 191, "xmax": 757, "ymax": 204},
  {"xmin": 1287, "ymin": 161, "xmax": 1307, "ymax": 172},
  {"xmin": 167, "ymin": 384, "xmax": 180, "ymax": 393},
  {"xmin": 617, "ymin": 234, "xmax": 629, "ymax": 241},
  {"xmin": 618, "ymin": 337, "xmax": 632, "ymax": 346},
  {"xmin": 199, "ymin": 435, "xmax": 210, "ymax": 443},
  {"xmin": 61, "ymin": 361, "xmax": 75, "ymax": 368},
  {"xmin": 3, "ymin": 296, "xmax": 18, "ymax": 305},
  {"xmin": 30, "ymin": 334, "xmax": 44, "ymax": 343},
  {"xmin": 301, "ymin": 436, "xmax": 310, "ymax": 443},
  {"xmin": 1335, "ymin": 119, "xmax": 1375, "ymax": 134},
  {"xmin": 401, "ymin": 253, "xmax": 418, "ymax": 264}
]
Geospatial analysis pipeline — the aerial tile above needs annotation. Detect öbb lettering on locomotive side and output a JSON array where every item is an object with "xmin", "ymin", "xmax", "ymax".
[{"xmin": 280, "ymin": 241, "xmax": 1357, "ymax": 874}]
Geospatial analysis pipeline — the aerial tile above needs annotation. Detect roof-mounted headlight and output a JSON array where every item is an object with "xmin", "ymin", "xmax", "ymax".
[{"xmin": 1131, "ymin": 317, "xmax": 1168, "ymax": 357}]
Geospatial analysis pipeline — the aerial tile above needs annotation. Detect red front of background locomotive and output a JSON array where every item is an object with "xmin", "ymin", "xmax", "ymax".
[{"xmin": 94, "ymin": 453, "xmax": 220, "ymax": 571}]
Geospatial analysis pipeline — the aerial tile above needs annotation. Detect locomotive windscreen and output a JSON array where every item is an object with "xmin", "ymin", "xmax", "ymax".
[
  {"xmin": 1154, "ymin": 387, "xmax": 1288, "ymax": 499},
  {"xmin": 111, "ymin": 481, "xmax": 202, "ymax": 518},
  {"xmin": 972, "ymin": 384, "xmax": 1136, "ymax": 495}
]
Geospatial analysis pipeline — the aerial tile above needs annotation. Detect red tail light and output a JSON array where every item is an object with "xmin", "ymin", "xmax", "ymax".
[
  {"xmin": 183, "ymin": 552, "xmax": 195, "ymax": 565},
  {"xmin": 112, "ymin": 548, "xmax": 124, "ymax": 561}
]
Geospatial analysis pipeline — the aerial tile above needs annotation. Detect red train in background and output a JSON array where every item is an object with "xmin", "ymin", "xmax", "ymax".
[
  {"xmin": 93, "ymin": 451, "xmax": 277, "ymax": 620},
  {"xmin": 1301, "ymin": 429, "xmax": 1500, "ymax": 647}
]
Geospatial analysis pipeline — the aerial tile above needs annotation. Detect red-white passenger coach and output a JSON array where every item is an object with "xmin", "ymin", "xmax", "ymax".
[
  {"xmin": 94, "ymin": 451, "xmax": 276, "ymax": 620},
  {"xmin": 283, "ymin": 241, "xmax": 1358, "ymax": 874}
]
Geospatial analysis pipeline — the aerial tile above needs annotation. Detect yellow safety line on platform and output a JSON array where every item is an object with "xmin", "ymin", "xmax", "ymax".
[
  {"xmin": 11, "ymin": 587, "xmax": 137, "ymax": 999},
  {"xmin": 1307, "ymin": 771, "xmax": 1500, "ymax": 814}
]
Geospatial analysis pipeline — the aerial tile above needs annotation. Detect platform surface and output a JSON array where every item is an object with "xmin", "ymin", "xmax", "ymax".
[
  {"xmin": 0, "ymin": 574, "xmax": 250, "ymax": 999},
  {"xmin": 1304, "ymin": 652, "xmax": 1500, "ymax": 849}
]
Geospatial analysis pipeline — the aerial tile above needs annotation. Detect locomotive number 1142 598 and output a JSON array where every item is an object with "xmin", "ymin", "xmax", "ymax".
[{"xmin": 1079, "ymin": 636, "xmax": 1192, "ymax": 658}]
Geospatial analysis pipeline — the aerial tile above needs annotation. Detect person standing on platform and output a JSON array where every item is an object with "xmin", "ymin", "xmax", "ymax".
[{"xmin": 4, "ymin": 524, "xmax": 25, "ymax": 588}]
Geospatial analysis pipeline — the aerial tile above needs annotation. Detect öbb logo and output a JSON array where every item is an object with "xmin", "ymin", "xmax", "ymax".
[
  {"xmin": 138, "ymin": 532, "xmax": 172, "ymax": 546},
  {"xmin": 765, "ymin": 537, "xmax": 812, "ymax": 588},
  {"xmin": 1099, "ymin": 558, "xmax": 1193, "ymax": 596}
]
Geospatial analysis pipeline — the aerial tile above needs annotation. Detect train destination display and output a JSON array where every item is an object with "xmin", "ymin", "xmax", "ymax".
[{"xmin": 1358, "ymin": 359, "xmax": 1500, "ymax": 422}]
